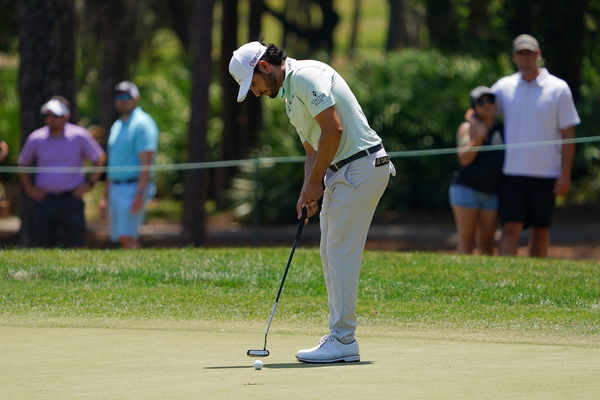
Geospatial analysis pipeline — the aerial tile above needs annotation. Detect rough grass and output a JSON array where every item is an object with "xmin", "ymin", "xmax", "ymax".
[{"xmin": 1, "ymin": 249, "xmax": 599, "ymax": 337}]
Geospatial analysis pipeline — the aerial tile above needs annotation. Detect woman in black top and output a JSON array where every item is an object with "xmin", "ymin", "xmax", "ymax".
[{"xmin": 449, "ymin": 86, "xmax": 504, "ymax": 255}]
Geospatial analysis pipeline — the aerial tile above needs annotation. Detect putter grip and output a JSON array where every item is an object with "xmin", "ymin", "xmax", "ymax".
[{"xmin": 296, "ymin": 207, "xmax": 308, "ymax": 239}]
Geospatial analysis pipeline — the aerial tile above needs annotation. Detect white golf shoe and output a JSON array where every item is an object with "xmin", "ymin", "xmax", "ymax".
[{"xmin": 295, "ymin": 335, "xmax": 360, "ymax": 363}]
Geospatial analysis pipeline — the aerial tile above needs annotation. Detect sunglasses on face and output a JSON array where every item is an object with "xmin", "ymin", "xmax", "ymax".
[
  {"xmin": 475, "ymin": 96, "xmax": 495, "ymax": 107},
  {"xmin": 115, "ymin": 93, "xmax": 133, "ymax": 101}
]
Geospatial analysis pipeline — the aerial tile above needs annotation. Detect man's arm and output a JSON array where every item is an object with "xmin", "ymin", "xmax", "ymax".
[
  {"xmin": 555, "ymin": 126, "xmax": 575, "ymax": 196},
  {"xmin": 19, "ymin": 172, "xmax": 45, "ymax": 202},
  {"xmin": 456, "ymin": 121, "xmax": 487, "ymax": 166},
  {"xmin": 297, "ymin": 106, "xmax": 342, "ymax": 220},
  {"xmin": 0, "ymin": 140, "xmax": 8, "ymax": 163},
  {"xmin": 130, "ymin": 151, "xmax": 154, "ymax": 213},
  {"xmin": 73, "ymin": 152, "xmax": 107, "ymax": 198}
]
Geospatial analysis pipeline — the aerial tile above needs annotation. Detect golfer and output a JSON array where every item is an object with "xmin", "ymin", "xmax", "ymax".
[{"xmin": 229, "ymin": 41, "xmax": 395, "ymax": 363}]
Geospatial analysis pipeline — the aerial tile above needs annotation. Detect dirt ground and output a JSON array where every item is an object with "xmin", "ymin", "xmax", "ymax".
[{"xmin": 2, "ymin": 210, "xmax": 600, "ymax": 261}]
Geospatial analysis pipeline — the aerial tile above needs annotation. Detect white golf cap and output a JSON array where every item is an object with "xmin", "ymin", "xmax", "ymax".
[
  {"xmin": 40, "ymin": 98, "xmax": 70, "ymax": 117},
  {"xmin": 114, "ymin": 80, "xmax": 140, "ymax": 98},
  {"xmin": 229, "ymin": 41, "xmax": 267, "ymax": 102}
]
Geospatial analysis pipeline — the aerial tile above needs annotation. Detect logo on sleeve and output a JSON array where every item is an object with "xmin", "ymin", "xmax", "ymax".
[{"xmin": 310, "ymin": 91, "xmax": 327, "ymax": 107}]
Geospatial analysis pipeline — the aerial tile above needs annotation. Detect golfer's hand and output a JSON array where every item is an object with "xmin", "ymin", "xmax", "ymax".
[
  {"xmin": 296, "ymin": 198, "xmax": 317, "ymax": 224},
  {"xmin": 297, "ymin": 182, "xmax": 322, "ymax": 222}
]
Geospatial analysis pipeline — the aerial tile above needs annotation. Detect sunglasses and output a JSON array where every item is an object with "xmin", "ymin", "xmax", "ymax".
[
  {"xmin": 475, "ymin": 96, "xmax": 495, "ymax": 107},
  {"xmin": 115, "ymin": 93, "xmax": 133, "ymax": 101}
]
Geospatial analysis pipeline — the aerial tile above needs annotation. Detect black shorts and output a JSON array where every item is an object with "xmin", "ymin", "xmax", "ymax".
[{"xmin": 499, "ymin": 175, "xmax": 556, "ymax": 228}]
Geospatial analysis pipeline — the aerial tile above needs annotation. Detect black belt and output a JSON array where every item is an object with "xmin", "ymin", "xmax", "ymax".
[
  {"xmin": 112, "ymin": 178, "xmax": 138, "ymax": 184},
  {"xmin": 329, "ymin": 143, "xmax": 383, "ymax": 172},
  {"xmin": 46, "ymin": 191, "xmax": 74, "ymax": 197}
]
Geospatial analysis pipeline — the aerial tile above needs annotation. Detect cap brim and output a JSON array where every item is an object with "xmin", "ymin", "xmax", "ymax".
[
  {"xmin": 237, "ymin": 76, "xmax": 252, "ymax": 102},
  {"xmin": 513, "ymin": 45, "xmax": 539, "ymax": 52}
]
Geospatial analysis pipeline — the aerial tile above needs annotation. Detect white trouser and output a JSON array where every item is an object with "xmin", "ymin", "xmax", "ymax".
[{"xmin": 320, "ymin": 148, "xmax": 394, "ymax": 343}]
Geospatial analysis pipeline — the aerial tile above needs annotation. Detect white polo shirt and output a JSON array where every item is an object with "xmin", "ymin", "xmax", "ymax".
[
  {"xmin": 492, "ymin": 68, "xmax": 580, "ymax": 178},
  {"xmin": 281, "ymin": 58, "xmax": 381, "ymax": 164}
]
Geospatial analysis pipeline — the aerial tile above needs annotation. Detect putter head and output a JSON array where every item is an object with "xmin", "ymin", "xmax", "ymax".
[{"xmin": 247, "ymin": 349, "xmax": 270, "ymax": 357}]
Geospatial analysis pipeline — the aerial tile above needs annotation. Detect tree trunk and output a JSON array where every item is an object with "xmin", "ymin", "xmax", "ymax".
[
  {"xmin": 503, "ymin": 0, "xmax": 585, "ymax": 100},
  {"xmin": 181, "ymin": 0, "xmax": 215, "ymax": 246},
  {"xmin": 386, "ymin": 0, "xmax": 410, "ymax": 51},
  {"xmin": 242, "ymin": 0, "xmax": 264, "ymax": 151},
  {"xmin": 348, "ymin": 0, "xmax": 361, "ymax": 57},
  {"xmin": 468, "ymin": 0, "xmax": 490, "ymax": 38},
  {"xmin": 264, "ymin": 0, "xmax": 339, "ymax": 56},
  {"xmin": 425, "ymin": 0, "xmax": 457, "ymax": 51},
  {"xmin": 18, "ymin": 0, "xmax": 76, "ymax": 246},
  {"xmin": 83, "ymin": 0, "xmax": 142, "ymax": 146},
  {"xmin": 214, "ymin": 0, "xmax": 240, "ymax": 204}
]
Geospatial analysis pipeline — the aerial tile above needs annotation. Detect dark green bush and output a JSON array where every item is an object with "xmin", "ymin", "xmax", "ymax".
[{"xmin": 230, "ymin": 50, "xmax": 513, "ymax": 223}]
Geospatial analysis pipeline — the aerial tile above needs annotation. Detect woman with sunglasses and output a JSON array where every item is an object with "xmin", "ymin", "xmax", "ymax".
[{"xmin": 449, "ymin": 86, "xmax": 504, "ymax": 255}]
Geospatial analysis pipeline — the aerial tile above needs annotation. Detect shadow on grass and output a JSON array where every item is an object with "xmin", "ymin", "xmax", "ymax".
[{"xmin": 205, "ymin": 361, "xmax": 374, "ymax": 370}]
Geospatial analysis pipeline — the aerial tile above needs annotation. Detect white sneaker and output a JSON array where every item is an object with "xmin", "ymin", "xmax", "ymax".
[{"xmin": 296, "ymin": 335, "xmax": 360, "ymax": 363}]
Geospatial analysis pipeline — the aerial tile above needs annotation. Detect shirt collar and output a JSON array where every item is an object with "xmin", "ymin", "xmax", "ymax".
[
  {"xmin": 518, "ymin": 67, "xmax": 549, "ymax": 88},
  {"xmin": 281, "ymin": 57, "xmax": 297, "ymax": 98},
  {"xmin": 121, "ymin": 106, "xmax": 140, "ymax": 123}
]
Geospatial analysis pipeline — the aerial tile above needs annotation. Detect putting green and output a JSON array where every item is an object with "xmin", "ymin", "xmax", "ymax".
[{"xmin": 1, "ymin": 320, "xmax": 599, "ymax": 400}]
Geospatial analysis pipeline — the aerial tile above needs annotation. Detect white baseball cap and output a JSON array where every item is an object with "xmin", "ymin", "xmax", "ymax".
[
  {"xmin": 40, "ymin": 98, "xmax": 70, "ymax": 117},
  {"xmin": 229, "ymin": 41, "xmax": 267, "ymax": 102},
  {"xmin": 114, "ymin": 80, "xmax": 140, "ymax": 98}
]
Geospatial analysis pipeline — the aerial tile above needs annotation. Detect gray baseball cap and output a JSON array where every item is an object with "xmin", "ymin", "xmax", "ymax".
[
  {"xmin": 470, "ymin": 86, "xmax": 495, "ymax": 105},
  {"xmin": 512, "ymin": 34, "xmax": 540, "ymax": 52}
]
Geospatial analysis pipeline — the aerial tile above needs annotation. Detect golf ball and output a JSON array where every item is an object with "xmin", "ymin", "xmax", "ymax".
[{"xmin": 253, "ymin": 360, "xmax": 264, "ymax": 370}]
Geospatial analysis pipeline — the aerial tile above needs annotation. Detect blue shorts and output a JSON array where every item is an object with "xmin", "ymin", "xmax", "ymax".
[
  {"xmin": 109, "ymin": 182, "xmax": 154, "ymax": 241},
  {"xmin": 449, "ymin": 184, "xmax": 498, "ymax": 210}
]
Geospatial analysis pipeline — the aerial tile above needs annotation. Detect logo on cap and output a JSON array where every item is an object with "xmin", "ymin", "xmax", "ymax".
[{"xmin": 248, "ymin": 49, "xmax": 263, "ymax": 67}]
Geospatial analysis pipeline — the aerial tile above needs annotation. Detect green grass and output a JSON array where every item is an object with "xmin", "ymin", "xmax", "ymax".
[{"xmin": 1, "ymin": 249, "xmax": 599, "ymax": 336}]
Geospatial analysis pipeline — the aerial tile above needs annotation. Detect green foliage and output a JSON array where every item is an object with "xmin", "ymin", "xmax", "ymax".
[
  {"xmin": 226, "ymin": 98, "xmax": 306, "ymax": 223},
  {"xmin": 568, "ymin": 57, "xmax": 600, "ymax": 203},
  {"xmin": 350, "ymin": 49, "xmax": 512, "ymax": 213},
  {"xmin": 0, "ymin": 66, "xmax": 19, "ymax": 165},
  {"xmin": 1, "ymin": 249, "xmax": 599, "ymax": 334},
  {"xmin": 231, "ymin": 50, "xmax": 513, "ymax": 222}
]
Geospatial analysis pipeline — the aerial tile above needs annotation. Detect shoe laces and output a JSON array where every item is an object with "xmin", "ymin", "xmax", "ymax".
[{"xmin": 318, "ymin": 335, "xmax": 336, "ymax": 346}]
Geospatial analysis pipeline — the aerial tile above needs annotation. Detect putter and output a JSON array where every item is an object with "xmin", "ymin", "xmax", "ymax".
[{"xmin": 247, "ymin": 207, "xmax": 308, "ymax": 357}]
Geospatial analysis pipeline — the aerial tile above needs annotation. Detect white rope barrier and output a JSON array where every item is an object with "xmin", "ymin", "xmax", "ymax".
[{"xmin": 0, "ymin": 135, "xmax": 597, "ymax": 174}]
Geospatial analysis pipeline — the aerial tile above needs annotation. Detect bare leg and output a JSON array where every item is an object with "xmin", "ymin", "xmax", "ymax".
[
  {"xmin": 529, "ymin": 227, "xmax": 550, "ymax": 258},
  {"xmin": 499, "ymin": 221, "xmax": 523, "ymax": 256},
  {"xmin": 451, "ymin": 205, "xmax": 479, "ymax": 254},
  {"xmin": 119, "ymin": 236, "xmax": 141, "ymax": 249},
  {"xmin": 477, "ymin": 209, "xmax": 498, "ymax": 255}
]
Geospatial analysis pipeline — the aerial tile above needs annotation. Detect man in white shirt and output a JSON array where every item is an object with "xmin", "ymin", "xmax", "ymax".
[
  {"xmin": 229, "ymin": 42, "xmax": 395, "ymax": 363},
  {"xmin": 492, "ymin": 34, "xmax": 580, "ymax": 257}
]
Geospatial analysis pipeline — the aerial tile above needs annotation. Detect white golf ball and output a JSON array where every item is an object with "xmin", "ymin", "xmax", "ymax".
[{"xmin": 253, "ymin": 360, "xmax": 264, "ymax": 370}]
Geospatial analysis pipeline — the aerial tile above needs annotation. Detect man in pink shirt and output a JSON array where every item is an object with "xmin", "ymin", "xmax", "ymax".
[{"xmin": 19, "ymin": 96, "xmax": 106, "ymax": 247}]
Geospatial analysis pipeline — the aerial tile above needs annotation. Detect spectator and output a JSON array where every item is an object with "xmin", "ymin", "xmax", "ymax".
[
  {"xmin": 450, "ymin": 86, "xmax": 504, "ymax": 255},
  {"xmin": 18, "ymin": 96, "xmax": 106, "ymax": 247},
  {"xmin": 99, "ymin": 81, "xmax": 158, "ymax": 249},
  {"xmin": 0, "ymin": 139, "xmax": 8, "ymax": 163},
  {"xmin": 492, "ymin": 34, "xmax": 580, "ymax": 257},
  {"xmin": 229, "ymin": 42, "xmax": 395, "ymax": 363},
  {"xmin": 0, "ymin": 138, "xmax": 9, "ymax": 217}
]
